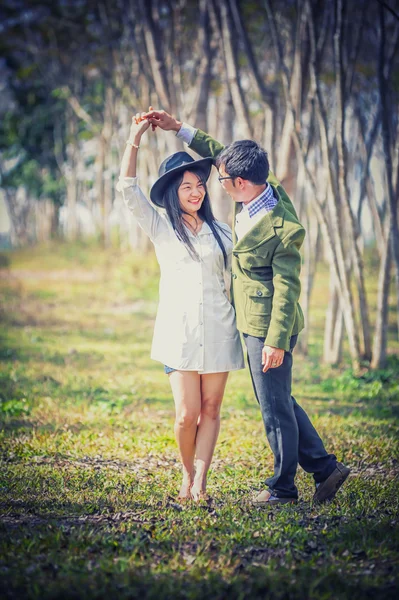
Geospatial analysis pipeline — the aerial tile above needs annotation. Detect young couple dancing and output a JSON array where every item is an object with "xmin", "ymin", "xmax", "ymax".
[{"xmin": 117, "ymin": 108, "xmax": 350, "ymax": 506}]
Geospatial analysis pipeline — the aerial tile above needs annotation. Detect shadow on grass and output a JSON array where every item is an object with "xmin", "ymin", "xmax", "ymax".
[
  {"xmin": 0, "ymin": 340, "xmax": 108, "ymax": 366},
  {"xmin": 2, "ymin": 570, "xmax": 396, "ymax": 600},
  {"xmin": 298, "ymin": 396, "xmax": 399, "ymax": 420},
  {"xmin": 1, "ymin": 419, "xmax": 66, "ymax": 432},
  {"xmin": 0, "ymin": 515, "xmax": 397, "ymax": 600},
  {"xmin": 0, "ymin": 344, "xmax": 30, "ymax": 363}
]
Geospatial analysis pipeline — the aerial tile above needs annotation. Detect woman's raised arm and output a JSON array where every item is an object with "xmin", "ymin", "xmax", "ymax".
[
  {"xmin": 119, "ymin": 112, "xmax": 151, "ymax": 178},
  {"xmin": 117, "ymin": 112, "xmax": 164, "ymax": 242}
]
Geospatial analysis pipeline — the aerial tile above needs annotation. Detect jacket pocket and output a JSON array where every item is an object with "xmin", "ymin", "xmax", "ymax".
[
  {"xmin": 236, "ymin": 248, "xmax": 270, "ymax": 271},
  {"xmin": 243, "ymin": 280, "xmax": 274, "ymax": 317}
]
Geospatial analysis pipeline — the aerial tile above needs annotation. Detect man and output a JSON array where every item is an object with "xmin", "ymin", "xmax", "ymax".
[{"xmin": 143, "ymin": 108, "xmax": 350, "ymax": 505}]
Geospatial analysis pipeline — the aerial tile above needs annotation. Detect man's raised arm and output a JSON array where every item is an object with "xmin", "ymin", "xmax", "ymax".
[
  {"xmin": 143, "ymin": 108, "xmax": 298, "ymax": 218},
  {"xmin": 143, "ymin": 109, "xmax": 225, "ymax": 160}
]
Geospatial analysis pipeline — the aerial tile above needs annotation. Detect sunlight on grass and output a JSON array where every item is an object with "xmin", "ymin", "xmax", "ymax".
[{"xmin": 0, "ymin": 243, "xmax": 398, "ymax": 599}]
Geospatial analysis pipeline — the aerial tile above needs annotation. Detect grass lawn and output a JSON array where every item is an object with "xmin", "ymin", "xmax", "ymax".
[{"xmin": 0, "ymin": 241, "xmax": 398, "ymax": 599}]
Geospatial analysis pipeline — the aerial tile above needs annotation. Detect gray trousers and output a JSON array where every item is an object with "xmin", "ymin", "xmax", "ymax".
[{"xmin": 244, "ymin": 334, "xmax": 337, "ymax": 498}]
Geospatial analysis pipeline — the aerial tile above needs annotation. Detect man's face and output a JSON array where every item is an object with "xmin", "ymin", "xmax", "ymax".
[{"xmin": 218, "ymin": 164, "xmax": 242, "ymax": 203}]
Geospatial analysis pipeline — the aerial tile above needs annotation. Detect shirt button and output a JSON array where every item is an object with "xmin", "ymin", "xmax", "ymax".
[
  {"xmin": 256, "ymin": 290, "xmax": 262, "ymax": 296},
  {"xmin": 232, "ymin": 274, "xmax": 237, "ymax": 279},
  {"xmin": 200, "ymin": 344, "xmax": 203, "ymax": 347}
]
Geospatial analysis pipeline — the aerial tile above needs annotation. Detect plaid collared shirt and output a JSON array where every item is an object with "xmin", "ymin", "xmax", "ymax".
[{"xmin": 245, "ymin": 183, "xmax": 277, "ymax": 218}]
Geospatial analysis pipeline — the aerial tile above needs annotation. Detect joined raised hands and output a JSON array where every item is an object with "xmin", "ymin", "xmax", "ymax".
[
  {"xmin": 142, "ymin": 108, "xmax": 182, "ymax": 132},
  {"xmin": 129, "ymin": 109, "xmax": 153, "ymax": 142}
]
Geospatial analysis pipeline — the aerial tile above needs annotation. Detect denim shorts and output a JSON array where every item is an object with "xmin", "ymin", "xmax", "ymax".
[{"xmin": 164, "ymin": 365, "xmax": 176, "ymax": 374}]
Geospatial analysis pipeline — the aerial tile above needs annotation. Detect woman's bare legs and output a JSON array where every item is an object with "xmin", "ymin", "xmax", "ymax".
[
  {"xmin": 168, "ymin": 371, "xmax": 201, "ymax": 499},
  {"xmin": 191, "ymin": 372, "xmax": 229, "ymax": 501}
]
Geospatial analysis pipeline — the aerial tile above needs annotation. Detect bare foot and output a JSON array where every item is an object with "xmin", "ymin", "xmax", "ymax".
[
  {"xmin": 191, "ymin": 482, "xmax": 211, "ymax": 504},
  {"xmin": 177, "ymin": 480, "xmax": 193, "ymax": 502},
  {"xmin": 190, "ymin": 482, "xmax": 203, "ymax": 501}
]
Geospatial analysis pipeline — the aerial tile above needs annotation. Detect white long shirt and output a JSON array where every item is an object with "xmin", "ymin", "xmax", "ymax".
[{"xmin": 117, "ymin": 177, "xmax": 245, "ymax": 373}]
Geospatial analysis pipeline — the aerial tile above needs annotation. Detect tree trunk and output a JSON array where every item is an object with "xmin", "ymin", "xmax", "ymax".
[
  {"xmin": 227, "ymin": 0, "xmax": 274, "ymax": 108},
  {"xmin": 300, "ymin": 203, "xmax": 310, "ymax": 355},
  {"xmin": 263, "ymin": 103, "xmax": 276, "ymax": 169},
  {"xmin": 65, "ymin": 110, "xmax": 78, "ymax": 241},
  {"xmin": 218, "ymin": 0, "xmax": 253, "ymax": 138},
  {"xmin": 210, "ymin": 86, "xmax": 234, "ymax": 224},
  {"xmin": 94, "ymin": 134, "xmax": 106, "ymax": 241},
  {"xmin": 35, "ymin": 199, "xmax": 56, "ymax": 243},
  {"xmin": 378, "ymin": 3, "xmax": 399, "ymax": 341},
  {"xmin": 276, "ymin": 3, "xmax": 306, "ymax": 182},
  {"xmin": 139, "ymin": 0, "xmax": 171, "ymax": 111},
  {"xmin": 3, "ymin": 187, "xmax": 32, "ymax": 247},
  {"xmin": 306, "ymin": 0, "xmax": 361, "ymax": 365},
  {"xmin": 266, "ymin": 0, "xmax": 362, "ymax": 366},
  {"xmin": 324, "ymin": 269, "xmax": 339, "ymax": 364},
  {"xmin": 331, "ymin": 304, "xmax": 344, "ymax": 365},
  {"xmin": 355, "ymin": 104, "xmax": 384, "ymax": 256},
  {"xmin": 334, "ymin": 0, "xmax": 371, "ymax": 360},
  {"xmin": 101, "ymin": 87, "xmax": 115, "ymax": 247},
  {"xmin": 371, "ymin": 229, "xmax": 392, "ymax": 369},
  {"xmin": 187, "ymin": 0, "xmax": 213, "ymax": 132}
]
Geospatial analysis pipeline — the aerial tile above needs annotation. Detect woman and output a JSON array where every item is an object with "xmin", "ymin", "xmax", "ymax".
[{"xmin": 117, "ymin": 113, "xmax": 244, "ymax": 503}]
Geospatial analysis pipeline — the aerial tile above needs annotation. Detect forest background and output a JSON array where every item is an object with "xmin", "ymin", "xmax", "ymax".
[
  {"xmin": 0, "ymin": 0, "xmax": 398, "ymax": 368},
  {"xmin": 0, "ymin": 2, "xmax": 399, "ymax": 599}
]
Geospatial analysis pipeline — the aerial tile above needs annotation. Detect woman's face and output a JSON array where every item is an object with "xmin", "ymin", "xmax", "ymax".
[{"xmin": 177, "ymin": 171, "xmax": 206, "ymax": 215}]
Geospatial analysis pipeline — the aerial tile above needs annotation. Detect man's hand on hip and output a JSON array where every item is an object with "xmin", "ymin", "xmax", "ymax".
[
  {"xmin": 143, "ymin": 108, "xmax": 182, "ymax": 132},
  {"xmin": 262, "ymin": 345, "xmax": 285, "ymax": 373}
]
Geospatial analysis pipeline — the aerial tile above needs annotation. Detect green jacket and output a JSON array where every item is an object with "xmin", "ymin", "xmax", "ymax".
[{"xmin": 189, "ymin": 129, "xmax": 305, "ymax": 351}]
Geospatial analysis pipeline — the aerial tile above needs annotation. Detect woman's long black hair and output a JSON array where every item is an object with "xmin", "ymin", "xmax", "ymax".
[{"xmin": 162, "ymin": 167, "xmax": 229, "ymax": 266}]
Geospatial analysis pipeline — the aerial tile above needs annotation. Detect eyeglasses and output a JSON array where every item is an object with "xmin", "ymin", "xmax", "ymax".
[{"xmin": 218, "ymin": 175, "xmax": 234, "ymax": 183}]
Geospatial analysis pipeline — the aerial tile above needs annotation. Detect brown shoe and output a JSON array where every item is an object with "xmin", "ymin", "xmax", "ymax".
[
  {"xmin": 252, "ymin": 489, "xmax": 297, "ymax": 505},
  {"xmin": 313, "ymin": 462, "xmax": 350, "ymax": 503}
]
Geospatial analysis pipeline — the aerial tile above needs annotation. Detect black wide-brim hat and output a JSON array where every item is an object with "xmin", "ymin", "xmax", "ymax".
[{"xmin": 150, "ymin": 151, "xmax": 214, "ymax": 208}]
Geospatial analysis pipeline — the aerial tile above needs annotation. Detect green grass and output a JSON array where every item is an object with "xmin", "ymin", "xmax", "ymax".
[{"xmin": 0, "ymin": 242, "xmax": 398, "ymax": 599}]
